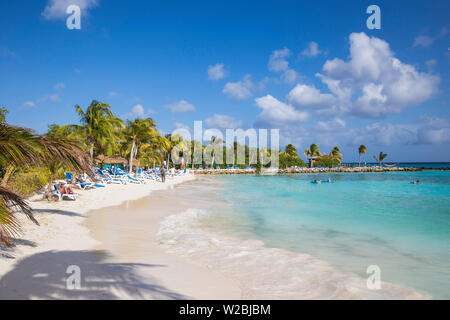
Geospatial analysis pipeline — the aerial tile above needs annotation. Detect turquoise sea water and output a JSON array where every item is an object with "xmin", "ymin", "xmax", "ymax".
[{"xmin": 205, "ymin": 171, "xmax": 450, "ymax": 299}]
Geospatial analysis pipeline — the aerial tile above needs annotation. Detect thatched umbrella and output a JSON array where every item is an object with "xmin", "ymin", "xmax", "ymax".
[
  {"xmin": 94, "ymin": 154, "xmax": 105, "ymax": 164},
  {"xmin": 103, "ymin": 156, "xmax": 128, "ymax": 165}
]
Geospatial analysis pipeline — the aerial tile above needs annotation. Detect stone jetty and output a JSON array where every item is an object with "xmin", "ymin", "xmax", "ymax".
[{"xmin": 192, "ymin": 166, "xmax": 422, "ymax": 175}]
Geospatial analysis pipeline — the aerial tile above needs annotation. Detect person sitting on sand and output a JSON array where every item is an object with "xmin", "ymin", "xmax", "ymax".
[{"xmin": 58, "ymin": 182, "xmax": 75, "ymax": 194}]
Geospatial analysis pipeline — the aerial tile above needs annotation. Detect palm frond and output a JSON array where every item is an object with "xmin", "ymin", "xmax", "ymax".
[{"xmin": 0, "ymin": 186, "xmax": 38, "ymax": 246}]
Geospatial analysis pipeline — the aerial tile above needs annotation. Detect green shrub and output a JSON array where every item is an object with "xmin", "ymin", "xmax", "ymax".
[
  {"xmin": 8, "ymin": 167, "xmax": 52, "ymax": 198},
  {"xmin": 313, "ymin": 157, "xmax": 340, "ymax": 168}
]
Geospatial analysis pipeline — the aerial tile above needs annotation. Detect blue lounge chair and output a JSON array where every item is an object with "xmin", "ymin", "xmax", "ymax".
[
  {"xmin": 67, "ymin": 172, "xmax": 105, "ymax": 189},
  {"xmin": 53, "ymin": 184, "xmax": 78, "ymax": 201},
  {"xmin": 65, "ymin": 172, "xmax": 73, "ymax": 183},
  {"xmin": 127, "ymin": 175, "xmax": 144, "ymax": 184}
]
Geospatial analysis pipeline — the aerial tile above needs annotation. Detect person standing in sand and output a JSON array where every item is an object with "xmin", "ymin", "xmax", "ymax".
[{"xmin": 160, "ymin": 165, "xmax": 166, "ymax": 183}]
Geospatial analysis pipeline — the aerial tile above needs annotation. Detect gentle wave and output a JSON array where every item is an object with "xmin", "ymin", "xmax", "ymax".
[{"xmin": 157, "ymin": 208, "xmax": 427, "ymax": 300}]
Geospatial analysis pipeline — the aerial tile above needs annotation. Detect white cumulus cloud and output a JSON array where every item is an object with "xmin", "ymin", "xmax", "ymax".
[
  {"xmin": 205, "ymin": 114, "xmax": 243, "ymax": 129},
  {"xmin": 222, "ymin": 75, "xmax": 254, "ymax": 100},
  {"xmin": 208, "ymin": 63, "xmax": 226, "ymax": 80},
  {"xmin": 268, "ymin": 48, "xmax": 298, "ymax": 84},
  {"xmin": 165, "ymin": 100, "xmax": 196, "ymax": 113},
  {"xmin": 255, "ymin": 95, "xmax": 309, "ymax": 125},
  {"xmin": 288, "ymin": 32, "xmax": 439, "ymax": 118},
  {"xmin": 302, "ymin": 42, "xmax": 322, "ymax": 57}
]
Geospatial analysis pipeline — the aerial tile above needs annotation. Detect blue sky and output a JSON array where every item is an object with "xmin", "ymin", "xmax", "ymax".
[{"xmin": 0, "ymin": 0, "xmax": 449, "ymax": 162}]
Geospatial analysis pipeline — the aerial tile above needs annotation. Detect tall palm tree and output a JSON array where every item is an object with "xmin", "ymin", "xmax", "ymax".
[
  {"xmin": 358, "ymin": 145, "xmax": 367, "ymax": 167},
  {"xmin": 139, "ymin": 144, "xmax": 164, "ymax": 168},
  {"xmin": 154, "ymin": 135, "xmax": 171, "ymax": 168},
  {"xmin": 303, "ymin": 144, "xmax": 321, "ymax": 167},
  {"xmin": 208, "ymin": 136, "xmax": 223, "ymax": 168},
  {"xmin": 0, "ymin": 123, "xmax": 91, "ymax": 246},
  {"xmin": 164, "ymin": 133, "xmax": 183, "ymax": 168},
  {"xmin": 65, "ymin": 101, "xmax": 123, "ymax": 163},
  {"xmin": 373, "ymin": 152, "xmax": 388, "ymax": 167},
  {"xmin": 124, "ymin": 118, "xmax": 157, "ymax": 174},
  {"xmin": 330, "ymin": 146, "xmax": 343, "ymax": 163}
]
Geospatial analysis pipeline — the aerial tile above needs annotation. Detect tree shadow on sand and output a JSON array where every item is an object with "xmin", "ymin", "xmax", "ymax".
[
  {"xmin": 0, "ymin": 250, "xmax": 188, "ymax": 300},
  {"xmin": 33, "ymin": 208, "xmax": 82, "ymax": 217}
]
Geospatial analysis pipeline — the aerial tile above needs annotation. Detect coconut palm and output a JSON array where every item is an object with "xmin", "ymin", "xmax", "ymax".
[
  {"xmin": 123, "ymin": 118, "xmax": 157, "ymax": 174},
  {"xmin": 164, "ymin": 133, "xmax": 183, "ymax": 168},
  {"xmin": 139, "ymin": 144, "xmax": 164, "ymax": 168},
  {"xmin": 373, "ymin": 152, "xmax": 388, "ymax": 167},
  {"xmin": 330, "ymin": 146, "xmax": 343, "ymax": 163},
  {"xmin": 0, "ymin": 106, "xmax": 8, "ymax": 123},
  {"xmin": 358, "ymin": 145, "xmax": 367, "ymax": 167},
  {"xmin": 303, "ymin": 144, "xmax": 321, "ymax": 167},
  {"xmin": 64, "ymin": 101, "xmax": 123, "ymax": 163},
  {"xmin": 0, "ymin": 123, "xmax": 91, "ymax": 246},
  {"xmin": 208, "ymin": 136, "xmax": 223, "ymax": 168}
]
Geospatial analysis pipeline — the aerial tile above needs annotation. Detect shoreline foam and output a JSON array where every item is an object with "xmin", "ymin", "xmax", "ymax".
[{"xmin": 157, "ymin": 208, "xmax": 428, "ymax": 300}]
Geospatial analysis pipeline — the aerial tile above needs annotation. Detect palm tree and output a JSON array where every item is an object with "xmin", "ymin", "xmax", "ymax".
[
  {"xmin": 0, "ymin": 123, "xmax": 90, "ymax": 246},
  {"xmin": 373, "ymin": 152, "xmax": 388, "ymax": 167},
  {"xmin": 124, "ymin": 118, "xmax": 157, "ymax": 174},
  {"xmin": 330, "ymin": 146, "xmax": 343, "ymax": 163},
  {"xmin": 65, "ymin": 101, "xmax": 123, "ymax": 163},
  {"xmin": 358, "ymin": 145, "xmax": 367, "ymax": 167},
  {"xmin": 303, "ymin": 144, "xmax": 321, "ymax": 167},
  {"xmin": 139, "ymin": 144, "xmax": 163, "ymax": 168},
  {"xmin": 208, "ymin": 136, "xmax": 223, "ymax": 168},
  {"xmin": 164, "ymin": 133, "xmax": 183, "ymax": 168}
]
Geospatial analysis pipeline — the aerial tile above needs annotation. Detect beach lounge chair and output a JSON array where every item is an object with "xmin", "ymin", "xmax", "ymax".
[
  {"xmin": 126, "ymin": 175, "xmax": 144, "ymax": 184},
  {"xmin": 53, "ymin": 184, "xmax": 78, "ymax": 201},
  {"xmin": 67, "ymin": 172, "xmax": 105, "ymax": 189},
  {"xmin": 96, "ymin": 169, "xmax": 126, "ymax": 184},
  {"xmin": 105, "ymin": 172, "xmax": 128, "ymax": 184},
  {"xmin": 65, "ymin": 172, "xmax": 73, "ymax": 183}
]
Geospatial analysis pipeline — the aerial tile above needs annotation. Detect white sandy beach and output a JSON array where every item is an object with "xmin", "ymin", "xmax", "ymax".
[{"xmin": 0, "ymin": 174, "xmax": 241, "ymax": 300}]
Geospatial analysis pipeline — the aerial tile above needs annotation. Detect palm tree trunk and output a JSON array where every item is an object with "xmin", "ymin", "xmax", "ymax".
[
  {"xmin": 129, "ymin": 139, "xmax": 136, "ymax": 174},
  {"xmin": 89, "ymin": 143, "xmax": 94, "ymax": 164},
  {"xmin": 211, "ymin": 153, "xmax": 215, "ymax": 168},
  {"xmin": 167, "ymin": 151, "xmax": 170, "ymax": 169},
  {"xmin": 134, "ymin": 148, "xmax": 138, "ymax": 176},
  {"xmin": 359, "ymin": 153, "xmax": 361, "ymax": 167}
]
